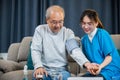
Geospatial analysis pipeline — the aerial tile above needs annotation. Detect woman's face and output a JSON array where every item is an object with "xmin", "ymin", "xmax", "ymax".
[{"xmin": 81, "ymin": 16, "xmax": 98, "ymax": 34}]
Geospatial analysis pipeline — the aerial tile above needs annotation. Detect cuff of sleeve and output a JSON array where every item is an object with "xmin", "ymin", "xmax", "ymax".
[{"xmin": 34, "ymin": 64, "xmax": 43, "ymax": 70}]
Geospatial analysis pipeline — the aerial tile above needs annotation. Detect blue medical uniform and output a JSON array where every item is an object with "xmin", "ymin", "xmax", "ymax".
[{"xmin": 81, "ymin": 28, "xmax": 120, "ymax": 80}]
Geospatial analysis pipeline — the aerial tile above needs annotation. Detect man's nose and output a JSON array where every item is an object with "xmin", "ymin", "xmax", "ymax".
[{"xmin": 57, "ymin": 23, "xmax": 60, "ymax": 26}]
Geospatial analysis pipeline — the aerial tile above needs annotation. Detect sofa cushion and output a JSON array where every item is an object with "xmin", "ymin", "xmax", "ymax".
[
  {"xmin": 111, "ymin": 35, "xmax": 120, "ymax": 49},
  {"xmin": 7, "ymin": 43, "xmax": 20, "ymax": 62},
  {"xmin": 17, "ymin": 37, "xmax": 32, "ymax": 62},
  {"xmin": 26, "ymin": 42, "xmax": 34, "ymax": 70},
  {"xmin": 19, "ymin": 61, "xmax": 27, "ymax": 68},
  {"xmin": 0, "ymin": 71, "xmax": 3, "ymax": 77},
  {"xmin": 0, "ymin": 60, "xmax": 23, "ymax": 73},
  {"xmin": 0, "ymin": 70, "xmax": 33, "ymax": 80}
]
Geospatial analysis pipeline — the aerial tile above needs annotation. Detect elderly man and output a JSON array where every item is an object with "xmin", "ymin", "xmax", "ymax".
[{"xmin": 31, "ymin": 5, "xmax": 95, "ymax": 80}]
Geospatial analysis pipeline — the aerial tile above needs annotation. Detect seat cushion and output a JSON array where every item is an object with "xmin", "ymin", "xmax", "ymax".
[
  {"xmin": 0, "ymin": 60, "xmax": 23, "ymax": 73},
  {"xmin": 0, "ymin": 71, "xmax": 3, "ymax": 77},
  {"xmin": 0, "ymin": 70, "xmax": 33, "ymax": 80}
]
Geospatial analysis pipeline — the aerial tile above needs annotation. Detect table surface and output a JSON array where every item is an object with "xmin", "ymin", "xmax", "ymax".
[{"xmin": 68, "ymin": 77, "xmax": 103, "ymax": 80}]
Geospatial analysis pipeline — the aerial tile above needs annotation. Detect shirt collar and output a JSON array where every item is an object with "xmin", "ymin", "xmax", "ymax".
[{"xmin": 88, "ymin": 28, "xmax": 97, "ymax": 42}]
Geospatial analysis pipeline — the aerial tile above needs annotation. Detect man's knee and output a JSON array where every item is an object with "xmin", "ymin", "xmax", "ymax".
[{"xmin": 61, "ymin": 71, "xmax": 71, "ymax": 80}]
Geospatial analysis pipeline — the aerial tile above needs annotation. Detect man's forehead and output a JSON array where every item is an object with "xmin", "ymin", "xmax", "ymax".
[{"xmin": 49, "ymin": 12, "xmax": 64, "ymax": 20}]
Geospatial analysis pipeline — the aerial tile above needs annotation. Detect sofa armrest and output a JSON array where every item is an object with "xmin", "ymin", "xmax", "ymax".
[
  {"xmin": 67, "ymin": 55, "xmax": 80, "ymax": 76},
  {"xmin": 0, "ymin": 60, "xmax": 23, "ymax": 73},
  {"xmin": 111, "ymin": 34, "xmax": 120, "ymax": 49}
]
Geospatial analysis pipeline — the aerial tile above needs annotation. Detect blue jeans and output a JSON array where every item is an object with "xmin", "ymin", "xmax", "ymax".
[{"xmin": 32, "ymin": 70, "xmax": 70, "ymax": 80}]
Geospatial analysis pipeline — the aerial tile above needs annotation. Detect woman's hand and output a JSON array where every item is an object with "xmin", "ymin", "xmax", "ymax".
[
  {"xmin": 84, "ymin": 62, "xmax": 99, "ymax": 75},
  {"xmin": 89, "ymin": 63, "xmax": 99, "ymax": 75},
  {"xmin": 93, "ymin": 65, "xmax": 102, "ymax": 75}
]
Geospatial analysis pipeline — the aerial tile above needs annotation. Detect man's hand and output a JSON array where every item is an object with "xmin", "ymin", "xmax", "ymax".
[{"xmin": 34, "ymin": 67, "xmax": 48, "ymax": 78}]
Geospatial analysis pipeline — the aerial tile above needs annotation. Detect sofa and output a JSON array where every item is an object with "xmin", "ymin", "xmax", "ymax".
[
  {"xmin": 0, "ymin": 36, "xmax": 81, "ymax": 80},
  {"xmin": 0, "ymin": 34, "xmax": 120, "ymax": 80},
  {"xmin": 0, "ymin": 37, "xmax": 33, "ymax": 80}
]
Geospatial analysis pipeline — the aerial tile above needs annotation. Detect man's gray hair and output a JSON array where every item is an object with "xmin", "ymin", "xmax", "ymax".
[{"xmin": 45, "ymin": 5, "xmax": 65, "ymax": 19}]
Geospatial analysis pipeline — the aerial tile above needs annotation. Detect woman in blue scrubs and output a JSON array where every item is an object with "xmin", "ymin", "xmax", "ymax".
[{"xmin": 80, "ymin": 9, "xmax": 120, "ymax": 80}]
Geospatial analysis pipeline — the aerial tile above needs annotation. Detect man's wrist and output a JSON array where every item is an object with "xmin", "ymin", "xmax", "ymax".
[
  {"xmin": 36, "ymin": 66, "xmax": 44, "ymax": 70},
  {"xmin": 83, "ymin": 61, "xmax": 91, "ymax": 68}
]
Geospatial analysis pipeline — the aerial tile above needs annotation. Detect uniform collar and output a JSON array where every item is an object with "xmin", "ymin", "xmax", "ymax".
[{"xmin": 88, "ymin": 28, "xmax": 97, "ymax": 42}]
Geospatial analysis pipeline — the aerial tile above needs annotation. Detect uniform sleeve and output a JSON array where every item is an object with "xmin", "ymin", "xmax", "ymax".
[
  {"xmin": 100, "ymin": 30, "xmax": 115, "ymax": 56},
  {"xmin": 31, "ymin": 26, "xmax": 43, "ymax": 69}
]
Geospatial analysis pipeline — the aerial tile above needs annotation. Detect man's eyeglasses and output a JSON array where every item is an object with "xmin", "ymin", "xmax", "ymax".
[{"xmin": 50, "ymin": 20, "xmax": 64, "ymax": 25}]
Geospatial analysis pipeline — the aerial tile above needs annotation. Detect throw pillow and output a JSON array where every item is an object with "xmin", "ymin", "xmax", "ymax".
[
  {"xmin": 0, "ymin": 60, "xmax": 23, "ymax": 73},
  {"xmin": 26, "ymin": 42, "xmax": 34, "ymax": 70},
  {"xmin": 17, "ymin": 37, "xmax": 32, "ymax": 62}
]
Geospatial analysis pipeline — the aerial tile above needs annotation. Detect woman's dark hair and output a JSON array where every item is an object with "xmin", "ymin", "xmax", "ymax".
[{"xmin": 80, "ymin": 9, "xmax": 104, "ymax": 28}]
